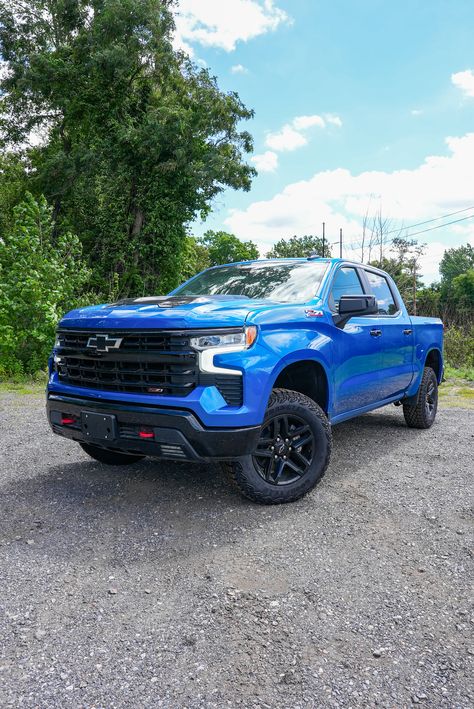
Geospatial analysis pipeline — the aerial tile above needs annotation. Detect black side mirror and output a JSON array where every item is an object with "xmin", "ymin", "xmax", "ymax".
[{"xmin": 334, "ymin": 294, "xmax": 378, "ymax": 328}]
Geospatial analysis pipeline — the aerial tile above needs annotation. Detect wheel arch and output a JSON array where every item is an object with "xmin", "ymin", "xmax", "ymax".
[
  {"xmin": 270, "ymin": 357, "xmax": 331, "ymax": 414},
  {"xmin": 424, "ymin": 347, "xmax": 443, "ymax": 383}
]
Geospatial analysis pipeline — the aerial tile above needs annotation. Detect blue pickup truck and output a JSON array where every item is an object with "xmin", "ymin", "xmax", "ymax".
[{"xmin": 47, "ymin": 257, "xmax": 443, "ymax": 504}]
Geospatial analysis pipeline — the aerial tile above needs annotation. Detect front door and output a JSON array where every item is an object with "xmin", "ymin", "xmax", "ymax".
[{"xmin": 328, "ymin": 265, "xmax": 384, "ymax": 415}]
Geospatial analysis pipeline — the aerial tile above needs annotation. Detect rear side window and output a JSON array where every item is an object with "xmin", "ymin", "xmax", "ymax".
[
  {"xmin": 330, "ymin": 267, "xmax": 364, "ymax": 311},
  {"xmin": 365, "ymin": 271, "xmax": 399, "ymax": 315}
]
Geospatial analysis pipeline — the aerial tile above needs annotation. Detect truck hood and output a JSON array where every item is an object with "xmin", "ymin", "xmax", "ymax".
[{"xmin": 59, "ymin": 295, "xmax": 277, "ymax": 330}]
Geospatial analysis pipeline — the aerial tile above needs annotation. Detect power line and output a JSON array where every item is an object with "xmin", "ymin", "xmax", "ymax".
[
  {"xmin": 398, "ymin": 212, "xmax": 474, "ymax": 238},
  {"xmin": 342, "ymin": 212, "xmax": 474, "ymax": 251},
  {"xmin": 381, "ymin": 204, "xmax": 474, "ymax": 236}
]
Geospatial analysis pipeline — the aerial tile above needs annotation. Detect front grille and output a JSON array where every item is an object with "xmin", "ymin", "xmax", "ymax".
[{"xmin": 54, "ymin": 329, "xmax": 243, "ymax": 406}]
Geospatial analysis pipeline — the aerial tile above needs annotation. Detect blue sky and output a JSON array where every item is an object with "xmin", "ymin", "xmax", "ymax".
[{"xmin": 174, "ymin": 0, "xmax": 474, "ymax": 282}]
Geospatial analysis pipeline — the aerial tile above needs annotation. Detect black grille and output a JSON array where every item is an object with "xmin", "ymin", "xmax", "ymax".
[{"xmin": 54, "ymin": 329, "xmax": 243, "ymax": 406}]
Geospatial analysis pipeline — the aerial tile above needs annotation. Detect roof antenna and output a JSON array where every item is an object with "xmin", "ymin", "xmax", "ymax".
[{"xmin": 307, "ymin": 222, "xmax": 326, "ymax": 260}]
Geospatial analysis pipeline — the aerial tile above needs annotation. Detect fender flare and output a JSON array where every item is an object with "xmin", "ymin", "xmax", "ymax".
[{"xmin": 261, "ymin": 349, "xmax": 333, "ymax": 414}]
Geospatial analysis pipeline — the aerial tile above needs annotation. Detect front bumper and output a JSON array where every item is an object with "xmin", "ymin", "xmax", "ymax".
[{"xmin": 47, "ymin": 393, "xmax": 261, "ymax": 461}]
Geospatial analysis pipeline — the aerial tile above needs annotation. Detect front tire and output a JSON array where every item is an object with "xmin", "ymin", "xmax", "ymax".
[
  {"xmin": 79, "ymin": 442, "xmax": 145, "ymax": 466},
  {"xmin": 224, "ymin": 388, "xmax": 332, "ymax": 505},
  {"xmin": 403, "ymin": 366, "xmax": 438, "ymax": 429}
]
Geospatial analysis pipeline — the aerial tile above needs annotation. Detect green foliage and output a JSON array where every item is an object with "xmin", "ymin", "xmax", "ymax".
[
  {"xmin": 452, "ymin": 269, "xmax": 474, "ymax": 309},
  {"xmin": 416, "ymin": 284, "xmax": 441, "ymax": 318},
  {"xmin": 439, "ymin": 243, "xmax": 474, "ymax": 286},
  {"xmin": 199, "ymin": 230, "xmax": 259, "ymax": 266},
  {"xmin": 178, "ymin": 236, "xmax": 211, "ymax": 282},
  {"xmin": 0, "ymin": 193, "xmax": 89, "ymax": 376},
  {"xmin": 0, "ymin": 0, "xmax": 255, "ymax": 297},
  {"xmin": 443, "ymin": 365, "xmax": 474, "ymax": 382},
  {"xmin": 0, "ymin": 153, "xmax": 28, "ymax": 238},
  {"xmin": 443, "ymin": 326, "xmax": 474, "ymax": 370},
  {"xmin": 416, "ymin": 246, "xmax": 474, "ymax": 328},
  {"xmin": 266, "ymin": 235, "xmax": 330, "ymax": 259}
]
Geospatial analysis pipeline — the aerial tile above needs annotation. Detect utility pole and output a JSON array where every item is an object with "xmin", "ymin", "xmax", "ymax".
[
  {"xmin": 413, "ymin": 261, "xmax": 417, "ymax": 316},
  {"xmin": 322, "ymin": 222, "xmax": 326, "ymax": 257},
  {"xmin": 339, "ymin": 228, "xmax": 343, "ymax": 258}
]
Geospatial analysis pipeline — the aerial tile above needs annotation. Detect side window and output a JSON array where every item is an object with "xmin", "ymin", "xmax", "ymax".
[
  {"xmin": 330, "ymin": 267, "xmax": 364, "ymax": 311},
  {"xmin": 365, "ymin": 271, "xmax": 399, "ymax": 315}
]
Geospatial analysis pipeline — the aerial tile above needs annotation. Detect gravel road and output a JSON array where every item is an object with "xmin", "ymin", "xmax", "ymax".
[{"xmin": 0, "ymin": 391, "xmax": 473, "ymax": 708}]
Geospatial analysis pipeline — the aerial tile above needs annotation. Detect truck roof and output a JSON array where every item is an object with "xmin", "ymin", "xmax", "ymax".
[{"xmin": 207, "ymin": 257, "xmax": 364, "ymax": 269}]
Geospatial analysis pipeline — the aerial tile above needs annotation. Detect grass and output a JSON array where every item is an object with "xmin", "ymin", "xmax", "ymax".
[
  {"xmin": 1, "ymin": 367, "xmax": 473, "ymax": 408},
  {"xmin": 444, "ymin": 365, "xmax": 474, "ymax": 382},
  {"xmin": 0, "ymin": 380, "xmax": 45, "ymax": 395},
  {"xmin": 438, "ymin": 380, "xmax": 474, "ymax": 409}
]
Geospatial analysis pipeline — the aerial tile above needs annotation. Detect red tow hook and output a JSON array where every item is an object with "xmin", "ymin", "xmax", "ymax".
[
  {"xmin": 61, "ymin": 416, "xmax": 76, "ymax": 426},
  {"xmin": 138, "ymin": 429, "xmax": 155, "ymax": 440}
]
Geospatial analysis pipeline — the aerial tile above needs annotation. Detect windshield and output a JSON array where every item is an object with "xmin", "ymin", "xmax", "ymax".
[{"xmin": 174, "ymin": 260, "xmax": 329, "ymax": 302}]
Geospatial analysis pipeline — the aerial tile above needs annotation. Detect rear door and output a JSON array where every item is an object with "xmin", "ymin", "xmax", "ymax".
[
  {"xmin": 328, "ymin": 265, "xmax": 384, "ymax": 414},
  {"xmin": 361, "ymin": 268, "xmax": 414, "ymax": 399}
]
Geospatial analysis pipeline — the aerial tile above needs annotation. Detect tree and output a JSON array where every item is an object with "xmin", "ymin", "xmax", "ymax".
[
  {"xmin": 178, "ymin": 236, "xmax": 211, "ymax": 282},
  {"xmin": 199, "ymin": 231, "xmax": 259, "ymax": 266},
  {"xmin": 266, "ymin": 235, "xmax": 330, "ymax": 259},
  {"xmin": 0, "ymin": 193, "xmax": 89, "ymax": 376},
  {"xmin": 439, "ymin": 244, "xmax": 474, "ymax": 287},
  {"xmin": 0, "ymin": 152, "xmax": 28, "ymax": 238},
  {"xmin": 452, "ymin": 269, "xmax": 474, "ymax": 310},
  {"xmin": 0, "ymin": 0, "xmax": 256, "ymax": 296}
]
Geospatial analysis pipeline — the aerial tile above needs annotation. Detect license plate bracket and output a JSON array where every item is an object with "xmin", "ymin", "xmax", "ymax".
[{"xmin": 81, "ymin": 411, "xmax": 117, "ymax": 441}]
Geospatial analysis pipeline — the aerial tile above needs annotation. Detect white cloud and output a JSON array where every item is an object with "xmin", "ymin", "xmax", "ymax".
[
  {"xmin": 293, "ymin": 115, "xmax": 326, "ymax": 130},
  {"xmin": 174, "ymin": 0, "xmax": 289, "ymax": 55},
  {"xmin": 231, "ymin": 64, "xmax": 248, "ymax": 74},
  {"xmin": 265, "ymin": 113, "xmax": 342, "ymax": 152},
  {"xmin": 266, "ymin": 125, "xmax": 308, "ymax": 152},
  {"xmin": 225, "ymin": 132, "xmax": 474, "ymax": 281},
  {"xmin": 411, "ymin": 109, "xmax": 423, "ymax": 116},
  {"xmin": 251, "ymin": 150, "xmax": 279, "ymax": 172},
  {"xmin": 324, "ymin": 113, "xmax": 343, "ymax": 127},
  {"xmin": 451, "ymin": 69, "xmax": 474, "ymax": 98}
]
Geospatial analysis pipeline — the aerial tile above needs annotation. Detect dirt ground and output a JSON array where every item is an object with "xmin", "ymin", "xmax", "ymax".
[{"xmin": 0, "ymin": 387, "xmax": 473, "ymax": 708}]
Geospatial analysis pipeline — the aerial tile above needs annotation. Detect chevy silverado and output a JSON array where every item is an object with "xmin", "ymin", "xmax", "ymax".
[{"xmin": 47, "ymin": 257, "xmax": 443, "ymax": 504}]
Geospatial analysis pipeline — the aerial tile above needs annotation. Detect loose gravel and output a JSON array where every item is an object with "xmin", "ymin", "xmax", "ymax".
[{"xmin": 0, "ymin": 391, "xmax": 473, "ymax": 708}]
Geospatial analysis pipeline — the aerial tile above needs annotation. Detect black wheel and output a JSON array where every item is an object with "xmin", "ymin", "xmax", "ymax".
[
  {"xmin": 223, "ymin": 388, "xmax": 332, "ymax": 504},
  {"xmin": 79, "ymin": 442, "xmax": 145, "ymax": 466},
  {"xmin": 403, "ymin": 366, "xmax": 438, "ymax": 429}
]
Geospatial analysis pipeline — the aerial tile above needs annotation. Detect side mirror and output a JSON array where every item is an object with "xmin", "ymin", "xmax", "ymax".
[{"xmin": 334, "ymin": 294, "xmax": 378, "ymax": 328}]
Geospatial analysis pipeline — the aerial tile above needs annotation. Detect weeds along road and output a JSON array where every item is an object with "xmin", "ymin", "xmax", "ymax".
[{"xmin": 0, "ymin": 388, "xmax": 473, "ymax": 708}]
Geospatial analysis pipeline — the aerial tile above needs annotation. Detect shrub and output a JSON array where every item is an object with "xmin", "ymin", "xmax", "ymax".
[
  {"xmin": 0, "ymin": 193, "xmax": 90, "ymax": 377},
  {"xmin": 443, "ymin": 325, "xmax": 474, "ymax": 370}
]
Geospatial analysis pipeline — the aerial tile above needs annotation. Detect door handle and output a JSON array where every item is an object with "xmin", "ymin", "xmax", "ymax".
[
  {"xmin": 370, "ymin": 329, "xmax": 382, "ymax": 337},
  {"xmin": 403, "ymin": 329, "xmax": 413, "ymax": 335}
]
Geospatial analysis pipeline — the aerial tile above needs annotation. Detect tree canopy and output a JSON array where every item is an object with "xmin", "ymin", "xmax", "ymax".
[
  {"xmin": 198, "ymin": 230, "xmax": 259, "ymax": 266},
  {"xmin": 266, "ymin": 235, "xmax": 330, "ymax": 259},
  {"xmin": 439, "ymin": 244, "xmax": 474, "ymax": 288},
  {"xmin": 0, "ymin": 0, "xmax": 256, "ymax": 296}
]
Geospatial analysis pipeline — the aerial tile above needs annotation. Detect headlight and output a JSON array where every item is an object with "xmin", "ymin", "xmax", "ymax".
[{"xmin": 190, "ymin": 326, "xmax": 257, "ymax": 351}]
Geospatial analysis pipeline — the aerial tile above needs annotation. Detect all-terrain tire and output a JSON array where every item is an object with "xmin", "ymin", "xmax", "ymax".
[
  {"xmin": 223, "ymin": 388, "xmax": 332, "ymax": 505},
  {"xmin": 403, "ymin": 366, "xmax": 438, "ymax": 429},
  {"xmin": 79, "ymin": 442, "xmax": 145, "ymax": 465}
]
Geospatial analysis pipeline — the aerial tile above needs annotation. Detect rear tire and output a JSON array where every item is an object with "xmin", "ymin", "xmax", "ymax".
[
  {"xmin": 403, "ymin": 366, "xmax": 438, "ymax": 429},
  {"xmin": 79, "ymin": 442, "xmax": 145, "ymax": 466},
  {"xmin": 223, "ymin": 388, "xmax": 332, "ymax": 505}
]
